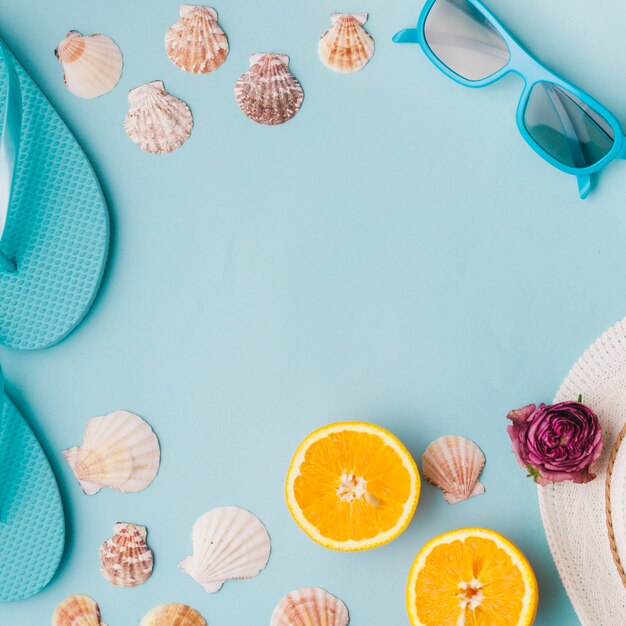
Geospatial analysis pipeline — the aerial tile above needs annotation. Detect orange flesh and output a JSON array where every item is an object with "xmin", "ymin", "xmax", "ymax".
[
  {"xmin": 293, "ymin": 431, "xmax": 412, "ymax": 542},
  {"xmin": 414, "ymin": 537, "xmax": 526, "ymax": 625}
]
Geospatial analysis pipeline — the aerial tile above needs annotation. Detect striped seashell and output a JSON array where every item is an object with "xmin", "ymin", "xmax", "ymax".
[
  {"xmin": 52, "ymin": 594, "xmax": 106, "ymax": 626},
  {"xmin": 99, "ymin": 523, "xmax": 153, "ymax": 587},
  {"xmin": 234, "ymin": 53, "xmax": 303, "ymax": 126},
  {"xmin": 63, "ymin": 410, "xmax": 160, "ymax": 494},
  {"xmin": 318, "ymin": 13, "xmax": 374, "ymax": 73},
  {"xmin": 55, "ymin": 31, "xmax": 123, "ymax": 98},
  {"xmin": 179, "ymin": 506, "xmax": 271, "ymax": 593},
  {"xmin": 140, "ymin": 603, "xmax": 206, "ymax": 626},
  {"xmin": 422, "ymin": 435, "xmax": 486, "ymax": 504},
  {"xmin": 165, "ymin": 5, "xmax": 229, "ymax": 74},
  {"xmin": 124, "ymin": 81, "xmax": 193, "ymax": 154},
  {"xmin": 271, "ymin": 587, "xmax": 350, "ymax": 626}
]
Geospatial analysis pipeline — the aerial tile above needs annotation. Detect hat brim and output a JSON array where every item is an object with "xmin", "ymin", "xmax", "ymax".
[{"xmin": 540, "ymin": 317, "xmax": 626, "ymax": 625}]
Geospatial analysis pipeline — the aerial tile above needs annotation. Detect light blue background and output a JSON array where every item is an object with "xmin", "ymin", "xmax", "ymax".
[{"xmin": 2, "ymin": 0, "xmax": 626, "ymax": 623}]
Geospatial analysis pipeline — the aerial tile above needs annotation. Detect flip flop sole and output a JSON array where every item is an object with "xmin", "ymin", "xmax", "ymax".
[
  {"xmin": 0, "ymin": 44, "xmax": 109, "ymax": 350},
  {"xmin": 0, "ymin": 394, "xmax": 64, "ymax": 602}
]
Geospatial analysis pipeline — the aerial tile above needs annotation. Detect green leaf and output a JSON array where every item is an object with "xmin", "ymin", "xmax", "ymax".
[{"xmin": 526, "ymin": 465, "xmax": 541, "ymax": 481}]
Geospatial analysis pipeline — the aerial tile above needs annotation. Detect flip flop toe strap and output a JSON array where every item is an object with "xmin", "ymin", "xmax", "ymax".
[{"xmin": 0, "ymin": 40, "xmax": 22, "ymax": 273}]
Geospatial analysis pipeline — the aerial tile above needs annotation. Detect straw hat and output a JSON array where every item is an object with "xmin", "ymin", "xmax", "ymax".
[{"xmin": 539, "ymin": 318, "xmax": 626, "ymax": 625}]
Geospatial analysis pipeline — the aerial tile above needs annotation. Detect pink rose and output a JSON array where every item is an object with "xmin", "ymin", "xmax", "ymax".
[{"xmin": 506, "ymin": 401, "xmax": 602, "ymax": 485}]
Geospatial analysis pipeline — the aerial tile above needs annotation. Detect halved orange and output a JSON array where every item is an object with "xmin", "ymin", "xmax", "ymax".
[
  {"xmin": 407, "ymin": 528, "xmax": 538, "ymax": 626},
  {"xmin": 285, "ymin": 422, "xmax": 420, "ymax": 551}
]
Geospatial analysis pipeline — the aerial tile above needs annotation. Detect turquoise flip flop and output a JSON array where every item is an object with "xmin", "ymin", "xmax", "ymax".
[
  {"xmin": 0, "ymin": 364, "xmax": 65, "ymax": 601},
  {"xmin": 0, "ymin": 36, "xmax": 109, "ymax": 350}
]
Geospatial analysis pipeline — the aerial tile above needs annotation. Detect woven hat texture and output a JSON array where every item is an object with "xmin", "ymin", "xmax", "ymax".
[{"xmin": 540, "ymin": 318, "xmax": 626, "ymax": 625}]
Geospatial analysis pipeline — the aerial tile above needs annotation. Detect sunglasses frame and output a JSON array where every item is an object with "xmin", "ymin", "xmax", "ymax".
[{"xmin": 394, "ymin": 0, "xmax": 626, "ymax": 199}]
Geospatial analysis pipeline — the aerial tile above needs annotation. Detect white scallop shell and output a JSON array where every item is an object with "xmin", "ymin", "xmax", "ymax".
[
  {"xmin": 52, "ymin": 594, "xmax": 107, "ymax": 626},
  {"xmin": 179, "ymin": 506, "xmax": 271, "ymax": 593},
  {"xmin": 422, "ymin": 435, "xmax": 485, "ymax": 504},
  {"xmin": 140, "ymin": 603, "xmax": 206, "ymax": 626},
  {"xmin": 62, "ymin": 410, "xmax": 160, "ymax": 495},
  {"xmin": 271, "ymin": 587, "xmax": 349, "ymax": 626},
  {"xmin": 165, "ymin": 5, "xmax": 229, "ymax": 74},
  {"xmin": 318, "ymin": 13, "xmax": 374, "ymax": 73},
  {"xmin": 55, "ymin": 31, "xmax": 123, "ymax": 99},
  {"xmin": 99, "ymin": 523, "xmax": 153, "ymax": 587},
  {"xmin": 124, "ymin": 81, "xmax": 193, "ymax": 154}
]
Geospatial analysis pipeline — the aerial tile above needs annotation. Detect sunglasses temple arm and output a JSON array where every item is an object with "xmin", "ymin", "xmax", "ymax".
[
  {"xmin": 576, "ymin": 175, "xmax": 591, "ymax": 200},
  {"xmin": 619, "ymin": 139, "xmax": 626, "ymax": 160},
  {"xmin": 392, "ymin": 28, "xmax": 420, "ymax": 45}
]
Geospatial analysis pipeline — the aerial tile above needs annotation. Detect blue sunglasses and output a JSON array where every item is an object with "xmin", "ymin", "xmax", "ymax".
[{"xmin": 394, "ymin": 0, "xmax": 626, "ymax": 199}]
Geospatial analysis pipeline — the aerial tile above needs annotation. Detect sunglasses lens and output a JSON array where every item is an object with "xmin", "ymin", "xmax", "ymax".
[
  {"xmin": 524, "ymin": 83, "xmax": 614, "ymax": 168},
  {"xmin": 424, "ymin": 0, "xmax": 510, "ymax": 81}
]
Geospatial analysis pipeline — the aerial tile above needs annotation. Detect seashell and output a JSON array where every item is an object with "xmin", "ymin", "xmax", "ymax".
[
  {"xmin": 179, "ymin": 505, "xmax": 271, "ymax": 593},
  {"xmin": 124, "ymin": 81, "xmax": 193, "ymax": 154},
  {"xmin": 140, "ymin": 604, "xmax": 206, "ymax": 626},
  {"xmin": 55, "ymin": 31, "xmax": 123, "ymax": 99},
  {"xmin": 234, "ymin": 53, "xmax": 303, "ymax": 126},
  {"xmin": 99, "ymin": 522, "xmax": 153, "ymax": 587},
  {"xmin": 165, "ymin": 5, "xmax": 229, "ymax": 74},
  {"xmin": 318, "ymin": 13, "xmax": 375, "ymax": 73},
  {"xmin": 52, "ymin": 594, "xmax": 106, "ymax": 626},
  {"xmin": 62, "ymin": 410, "xmax": 160, "ymax": 495},
  {"xmin": 422, "ymin": 435, "xmax": 486, "ymax": 504},
  {"xmin": 271, "ymin": 587, "xmax": 350, "ymax": 626}
]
